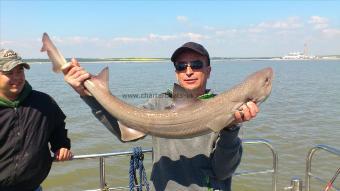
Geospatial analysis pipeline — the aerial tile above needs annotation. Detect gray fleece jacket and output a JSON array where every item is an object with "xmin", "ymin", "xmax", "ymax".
[{"xmin": 82, "ymin": 92, "xmax": 242, "ymax": 191}]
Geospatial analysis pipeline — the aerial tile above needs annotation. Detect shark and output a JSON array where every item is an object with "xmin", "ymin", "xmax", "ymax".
[{"xmin": 41, "ymin": 32, "xmax": 273, "ymax": 139}]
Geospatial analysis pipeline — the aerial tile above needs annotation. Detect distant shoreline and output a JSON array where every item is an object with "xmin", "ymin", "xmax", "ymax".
[
  {"xmin": 25, "ymin": 55, "xmax": 340, "ymax": 64},
  {"xmin": 26, "ymin": 58, "xmax": 340, "ymax": 64},
  {"xmin": 26, "ymin": 58, "xmax": 169, "ymax": 63}
]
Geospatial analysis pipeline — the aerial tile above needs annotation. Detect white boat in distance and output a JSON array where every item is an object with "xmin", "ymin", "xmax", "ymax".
[
  {"xmin": 282, "ymin": 52, "xmax": 317, "ymax": 60},
  {"xmin": 282, "ymin": 43, "xmax": 318, "ymax": 60}
]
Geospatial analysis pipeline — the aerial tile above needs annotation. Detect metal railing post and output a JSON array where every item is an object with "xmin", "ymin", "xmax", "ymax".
[
  {"xmin": 240, "ymin": 139, "xmax": 278, "ymax": 191},
  {"xmin": 305, "ymin": 147, "xmax": 317, "ymax": 191},
  {"xmin": 99, "ymin": 157, "xmax": 105, "ymax": 190},
  {"xmin": 284, "ymin": 177, "xmax": 303, "ymax": 191},
  {"xmin": 305, "ymin": 144, "xmax": 340, "ymax": 191},
  {"xmin": 291, "ymin": 177, "xmax": 303, "ymax": 191}
]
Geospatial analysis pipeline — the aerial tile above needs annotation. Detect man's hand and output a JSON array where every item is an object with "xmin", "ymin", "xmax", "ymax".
[
  {"xmin": 63, "ymin": 58, "xmax": 91, "ymax": 96},
  {"xmin": 234, "ymin": 101, "xmax": 259, "ymax": 123},
  {"xmin": 54, "ymin": 148, "xmax": 73, "ymax": 161}
]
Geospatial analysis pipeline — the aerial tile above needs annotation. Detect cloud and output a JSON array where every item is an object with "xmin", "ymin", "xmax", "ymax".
[
  {"xmin": 0, "ymin": 40, "xmax": 15, "ymax": 46},
  {"xmin": 214, "ymin": 29, "xmax": 238, "ymax": 36},
  {"xmin": 108, "ymin": 33, "xmax": 177, "ymax": 45},
  {"xmin": 321, "ymin": 28, "xmax": 340, "ymax": 37},
  {"xmin": 20, "ymin": 33, "xmax": 207, "ymax": 49},
  {"xmin": 2, "ymin": 16, "xmax": 339, "ymax": 58},
  {"xmin": 176, "ymin": 16, "xmax": 188, "ymax": 23},
  {"xmin": 307, "ymin": 16, "xmax": 340, "ymax": 38},
  {"xmin": 38, "ymin": 35, "xmax": 100, "ymax": 46},
  {"xmin": 247, "ymin": 27, "xmax": 264, "ymax": 33},
  {"xmin": 256, "ymin": 17, "xmax": 303, "ymax": 30},
  {"xmin": 203, "ymin": 25, "xmax": 215, "ymax": 30},
  {"xmin": 148, "ymin": 33, "xmax": 177, "ymax": 41},
  {"xmin": 112, "ymin": 36, "xmax": 148, "ymax": 43},
  {"xmin": 309, "ymin": 16, "xmax": 329, "ymax": 29},
  {"xmin": 206, "ymin": 17, "xmax": 305, "ymax": 41},
  {"xmin": 182, "ymin": 32, "xmax": 208, "ymax": 41},
  {"xmin": 107, "ymin": 32, "xmax": 208, "ymax": 46}
]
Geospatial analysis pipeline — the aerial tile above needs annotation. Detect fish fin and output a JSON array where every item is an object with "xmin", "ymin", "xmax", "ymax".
[
  {"xmin": 41, "ymin": 32, "xmax": 69, "ymax": 73},
  {"xmin": 172, "ymin": 83, "xmax": 198, "ymax": 108},
  {"xmin": 40, "ymin": 33, "xmax": 49, "ymax": 52},
  {"xmin": 118, "ymin": 122, "xmax": 146, "ymax": 141},
  {"xmin": 93, "ymin": 67, "xmax": 110, "ymax": 89},
  {"xmin": 207, "ymin": 114, "xmax": 235, "ymax": 132}
]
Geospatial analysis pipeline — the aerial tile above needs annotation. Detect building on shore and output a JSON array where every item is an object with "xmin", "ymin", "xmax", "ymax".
[{"xmin": 282, "ymin": 43, "xmax": 318, "ymax": 60}]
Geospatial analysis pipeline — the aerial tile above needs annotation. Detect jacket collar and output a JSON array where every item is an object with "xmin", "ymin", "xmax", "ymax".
[
  {"xmin": 166, "ymin": 88, "xmax": 215, "ymax": 100},
  {"xmin": 0, "ymin": 81, "xmax": 32, "ymax": 108}
]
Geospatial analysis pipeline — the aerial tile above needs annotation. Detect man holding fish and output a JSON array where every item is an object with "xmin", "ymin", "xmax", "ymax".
[{"xmin": 63, "ymin": 42, "xmax": 259, "ymax": 191}]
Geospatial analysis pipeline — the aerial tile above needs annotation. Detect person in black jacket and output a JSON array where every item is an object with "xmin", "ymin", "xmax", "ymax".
[{"xmin": 0, "ymin": 49, "xmax": 73, "ymax": 191}]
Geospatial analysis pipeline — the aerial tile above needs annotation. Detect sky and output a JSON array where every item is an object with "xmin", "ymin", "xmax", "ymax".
[{"xmin": 1, "ymin": 0, "xmax": 340, "ymax": 58}]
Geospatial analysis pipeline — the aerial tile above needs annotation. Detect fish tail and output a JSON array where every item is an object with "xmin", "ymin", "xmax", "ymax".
[
  {"xmin": 41, "ymin": 32, "xmax": 70, "ymax": 73},
  {"xmin": 40, "ymin": 33, "xmax": 49, "ymax": 52}
]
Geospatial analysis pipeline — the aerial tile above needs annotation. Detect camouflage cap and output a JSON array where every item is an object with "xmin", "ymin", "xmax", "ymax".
[{"xmin": 0, "ymin": 49, "xmax": 30, "ymax": 72}]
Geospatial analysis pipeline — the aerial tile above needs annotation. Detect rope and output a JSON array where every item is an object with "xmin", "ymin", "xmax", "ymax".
[
  {"xmin": 324, "ymin": 167, "xmax": 340, "ymax": 191},
  {"xmin": 129, "ymin": 147, "xmax": 150, "ymax": 191}
]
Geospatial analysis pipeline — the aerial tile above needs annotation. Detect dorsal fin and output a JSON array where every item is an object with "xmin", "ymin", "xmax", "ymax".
[
  {"xmin": 93, "ymin": 67, "xmax": 109, "ymax": 89},
  {"xmin": 172, "ymin": 83, "xmax": 198, "ymax": 109}
]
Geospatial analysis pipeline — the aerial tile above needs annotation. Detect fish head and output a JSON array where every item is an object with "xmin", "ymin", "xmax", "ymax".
[{"xmin": 245, "ymin": 67, "xmax": 273, "ymax": 104}]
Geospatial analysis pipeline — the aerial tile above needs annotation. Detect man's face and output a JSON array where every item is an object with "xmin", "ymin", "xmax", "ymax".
[
  {"xmin": 174, "ymin": 51, "xmax": 211, "ymax": 93},
  {"xmin": 0, "ymin": 65, "xmax": 26, "ymax": 100}
]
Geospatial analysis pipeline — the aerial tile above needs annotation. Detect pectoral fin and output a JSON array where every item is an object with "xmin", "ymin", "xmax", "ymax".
[{"xmin": 118, "ymin": 121, "xmax": 146, "ymax": 141}]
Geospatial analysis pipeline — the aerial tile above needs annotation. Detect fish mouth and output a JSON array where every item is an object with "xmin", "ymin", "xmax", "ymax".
[{"xmin": 255, "ymin": 95, "xmax": 270, "ymax": 105}]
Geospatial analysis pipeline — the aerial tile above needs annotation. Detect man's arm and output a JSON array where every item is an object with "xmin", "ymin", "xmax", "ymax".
[
  {"xmin": 49, "ymin": 98, "xmax": 72, "ymax": 161},
  {"xmin": 211, "ymin": 125, "xmax": 242, "ymax": 180},
  {"xmin": 211, "ymin": 101, "xmax": 258, "ymax": 179}
]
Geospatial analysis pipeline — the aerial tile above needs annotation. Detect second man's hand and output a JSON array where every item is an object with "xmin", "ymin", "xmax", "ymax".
[{"xmin": 54, "ymin": 148, "xmax": 73, "ymax": 161}]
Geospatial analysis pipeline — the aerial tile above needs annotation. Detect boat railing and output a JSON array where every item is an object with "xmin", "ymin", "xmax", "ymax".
[
  {"xmin": 305, "ymin": 144, "xmax": 340, "ymax": 191},
  {"xmin": 72, "ymin": 149, "xmax": 153, "ymax": 191},
  {"xmin": 60, "ymin": 138, "xmax": 278, "ymax": 191},
  {"xmin": 236, "ymin": 138, "xmax": 278, "ymax": 191}
]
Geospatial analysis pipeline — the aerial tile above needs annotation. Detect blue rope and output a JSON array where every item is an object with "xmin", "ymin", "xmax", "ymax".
[{"xmin": 129, "ymin": 147, "xmax": 150, "ymax": 191}]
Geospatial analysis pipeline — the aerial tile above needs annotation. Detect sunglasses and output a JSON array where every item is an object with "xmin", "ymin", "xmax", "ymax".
[{"xmin": 174, "ymin": 60, "xmax": 205, "ymax": 71}]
